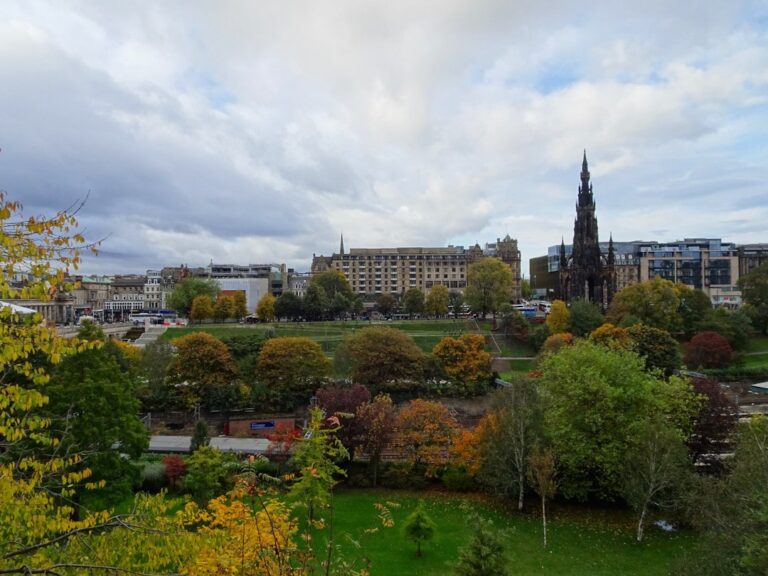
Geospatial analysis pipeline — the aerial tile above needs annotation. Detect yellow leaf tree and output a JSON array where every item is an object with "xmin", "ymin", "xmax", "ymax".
[
  {"xmin": 257, "ymin": 293, "xmax": 277, "ymax": 322},
  {"xmin": 545, "ymin": 299, "xmax": 570, "ymax": 333}
]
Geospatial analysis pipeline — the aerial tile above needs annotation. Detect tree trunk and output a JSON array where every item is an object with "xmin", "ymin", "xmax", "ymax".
[
  {"xmin": 542, "ymin": 495, "xmax": 548, "ymax": 548},
  {"xmin": 372, "ymin": 456, "xmax": 379, "ymax": 488},
  {"xmin": 417, "ymin": 541, "xmax": 422, "ymax": 557},
  {"xmin": 518, "ymin": 469, "xmax": 525, "ymax": 511},
  {"xmin": 637, "ymin": 502, "xmax": 648, "ymax": 542}
]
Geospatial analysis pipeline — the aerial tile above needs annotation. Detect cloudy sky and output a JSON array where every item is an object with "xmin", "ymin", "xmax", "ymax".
[{"xmin": 1, "ymin": 1, "xmax": 767, "ymax": 276}]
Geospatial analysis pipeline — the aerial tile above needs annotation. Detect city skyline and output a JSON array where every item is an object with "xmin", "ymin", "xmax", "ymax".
[{"xmin": 1, "ymin": 1, "xmax": 767, "ymax": 276}]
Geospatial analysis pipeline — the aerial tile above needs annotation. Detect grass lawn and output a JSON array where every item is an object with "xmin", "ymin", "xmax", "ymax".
[
  {"xmin": 745, "ymin": 335, "xmax": 768, "ymax": 353},
  {"xmin": 315, "ymin": 490, "xmax": 695, "ymax": 576}
]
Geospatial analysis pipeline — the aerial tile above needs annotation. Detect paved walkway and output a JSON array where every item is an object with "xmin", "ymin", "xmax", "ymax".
[{"xmin": 149, "ymin": 435, "xmax": 271, "ymax": 454}]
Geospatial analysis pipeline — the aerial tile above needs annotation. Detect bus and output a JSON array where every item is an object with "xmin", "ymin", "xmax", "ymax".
[{"xmin": 128, "ymin": 312, "xmax": 164, "ymax": 325}]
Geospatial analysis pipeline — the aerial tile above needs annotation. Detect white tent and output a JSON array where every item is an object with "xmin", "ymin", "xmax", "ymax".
[{"xmin": 0, "ymin": 300, "xmax": 37, "ymax": 315}]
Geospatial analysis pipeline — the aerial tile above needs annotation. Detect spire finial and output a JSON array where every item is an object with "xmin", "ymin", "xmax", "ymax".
[
  {"xmin": 582, "ymin": 149, "xmax": 588, "ymax": 170},
  {"xmin": 340, "ymin": 233, "xmax": 345, "ymax": 256}
]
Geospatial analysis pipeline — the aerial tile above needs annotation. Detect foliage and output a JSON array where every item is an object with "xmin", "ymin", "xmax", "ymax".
[
  {"xmin": 311, "ymin": 270, "xmax": 355, "ymax": 319},
  {"xmin": 476, "ymin": 381, "xmax": 540, "ymax": 510},
  {"xmin": 676, "ymin": 284, "xmax": 713, "ymax": 338},
  {"xmin": 183, "ymin": 445, "xmax": 228, "ymax": 505},
  {"xmin": 539, "ymin": 341, "xmax": 697, "ymax": 500},
  {"xmin": 425, "ymin": 284, "xmax": 450, "ymax": 318},
  {"xmin": 498, "ymin": 304, "xmax": 529, "ymax": 343},
  {"xmin": 266, "ymin": 422, "xmax": 302, "ymax": 464},
  {"xmin": 626, "ymin": 324, "xmax": 681, "ymax": 375},
  {"xmin": 168, "ymin": 332, "xmax": 239, "ymax": 410},
  {"xmin": 527, "ymin": 445, "xmax": 557, "ymax": 548},
  {"xmin": 687, "ymin": 377, "xmax": 739, "ymax": 472},
  {"xmin": 77, "ymin": 319, "xmax": 105, "ymax": 341},
  {"xmin": 275, "ymin": 291, "xmax": 303, "ymax": 321},
  {"xmin": 403, "ymin": 500, "xmax": 436, "ymax": 557},
  {"xmin": 465, "ymin": 258, "xmax": 513, "ymax": 317},
  {"xmin": 432, "ymin": 333, "xmax": 492, "ymax": 394},
  {"xmin": 684, "ymin": 331, "xmax": 733, "ymax": 369},
  {"xmin": 168, "ymin": 277, "xmax": 220, "ymax": 316},
  {"xmin": 256, "ymin": 337, "xmax": 330, "ymax": 410},
  {"xmin": 453, "ymin": 516, "xmax": 509, "ymax": 576},
  {"xmin": 528, "ymin": 323, "xmax": 551, "ymax": 351},
  {"xmin": 141, "ymin": 461, "xmax": 167, "ymax": 493},
  {"xmin": 403, "ymin": 287, "xmax": 426, "ymax": 318},
  {"xmin": 396, "ymin": 399, "xmax": 460, "ymax": 475},
  {"xmin": 608, "ymin": 277, "xmax": 681, "ymax": 333},
  {"xmin": 163, "ymin": 454, "xmax": 187, "ymax": 490},
  {"xmin": 221, "ymin": 332, "xmax": 271, "ymax": 375},
  {"xmin": 545, "ymin": 300, "xmax": 570, "ymax": 333},
  {"xmin": 738, "ymin": 262, "xmax": 768, "ymax": 334},
  {"xmin": 256, "ymin": 292, "xmax": 277, "ymax": 322},
  {"xmin": 288, "ymin": 407, "xmax": 348, "ymax": 523},
  {"xmin": 213, "ymin": 294, "xmax": 234, "ymax": 322},
  {"xmin": 231, "ymin": 290, "xmax": 248, "ymax": 319},
  {"xmin": 356, "ymin": 393, "xmax": 397, "ymax": 487},
  {"xmin": 448, "ymin": 290, "xmax": 465, "ymax": 315},
  {"xmin": 303, "ymin": 283, "xmax": 329, "ymax": 321},
  {"xmin": 539, "ymin": 332, "xmax": 574, "ymax": 356},
  {"xmin": 137, "ymin": 338, "xmax": 176, "ymax": 410},
  {"xmin": 190, "ymin": 294, "xmax": 215, "ymax": 322},
  {"xmin": 191, "ymin": 419, "xmax": 211, "ymax": 453},
  {"xmin": 621, "ymin": 417, "xmax": 690, "ymax": 542},
  {"xmin": 315, "ymin": 383, "xmax": 371, "ymax": 458},
  {"xmin": 694, "ymin": 307, "xmax": 752, "ymax": 351},
  {"xmin": 568, "ymin": 299, "xmax": 604, "ymax": 337},
  {"xmin": 590, "ymin": 323, "xmax": 631, "ymax": 350},
  {"xmin": 335, "ymin": 326, "xmax": 425, "ymax": 392},
  {"xmin": 376, "ymin": 292, "xmax": 397, "ymax": 317}
]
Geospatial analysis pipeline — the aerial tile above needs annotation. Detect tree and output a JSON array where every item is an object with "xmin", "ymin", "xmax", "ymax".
[
  {"xmin": 335, "ymin": 326, "xmax": 424, "ymax": 392},
  {"xmin": 539, "ymin": 332, "xmax": 574, "ymax": 356},
  {"xmin": 425, "ymin": 284, "xmax": 450, "ymax": 318},
  {"xmin": 315, "ymin": 383, "xmax": 371, "ymax": 458},
  {"xmin": 275, "ymin": 291, "xmax": 303, "ymax": 321},
  {"xmin": 687, "ymin": 376, "xmax": 738, "ymax": 472},
  {"xmin": 499, "ymin": 304, "xmax": 529, "ymax": 343},
  {"xmin": 520, "ymin": 278, "xmax": 533, "ymax": 300},
  {"xmin": 695, "ymin": 307, "xmax": 752, "ymax": 351},
  {"xmin": 539, "ymin": 340, "xmax": 697, "ymax": 500},
  {"xmin": 589, "ymin": 323, "xmax": 631, "ymax": 350},
  {"xmin": 676, "ymin": 284, "xmax": 713, "ymax": 338},
  {"xmin": 77, "ymin": 318, "xmax": 105, "ymax": 341},
  {"xmin": 376, "ymin": 292, "xmax": 397, "ymax": 317},
  {"xmin": 476, "ymin": 381, "xmax": 540, "ymax": 510},
  {"xmin": 167, "ymin": 277, "xmax": 220, "ymax": 317},
  {"xmin": 527, "ymin": 445, "xmax": 557, "ymax": 548},
  {"xmin": 190, "ymin": 294, "xmax": 214, "ymax": 323},
  {"xmin": 357, "ymin": 393, "xmax": 397, "ymax": 487},
  {"xmin": 256, "ymin": 337, "xmax": 331, "ymax": 409},
  {"xmin": 212, "ymin": 294, "xmax": 233, "ymax": 322},
  {"xmin": 568, "ymin": 298, "xmax": 604, "ymax": 337},
  {"xmin": 738, "ymin": 262, "xmax": 768, "ymax": 334},
  {"xmin": 403, "ymin": 500, "xmax": 436, "ymax": 557},
  {"xmin": 303, "ymin": 283, "xmax": 329, "ymax": 321},
  {"xmin": 162, "ymin": 454, "xmax": 187, "ymax": 490},
  {"xmin": 608, "ymin": 277, "xmax": 681, "ymax": 333},
  {"xmin": 231, "ymin": 290, "xmax": 248, "ymax": 319},
  {"xmin": 183, "ymin": 445, "xmax": 227, "ymax": 505},
  {"xmin": 288, "ymin": 407, "xmax": 348, "ymax": 523},
  {"xmin": 310, "ymin": 270, "xmax": 354, "ymax": 319},
  {"xmin": 626, "ymin": 324, "xmax": 681, "ymax": 375},
  {"xmin": 221, "ymin": 332, "xmax": 271, "ymax": 376},
  {"xmin": 191, "ymin": 419, "xmax": 211, "ymax": 453},
  {"xmin": 167, "ymin": 332, "xmax": 239, "ymax": 411},
  {"xmin": 545, "ymin": 300, "xmax": 570, "ymax": 333},
  {"xmin": 684, "ymin": 331, "xmax": 734, "ymax": 369},
  {"xmin": 448, "ymin": 290, "xmax": 465, "ymax": 316},
  {"xmin": 138, "ymin": 339, "xmax": 176, "ymax": 410},
  {"xmin": 465, "ymin": 258, "xmax": 513, "ymax": 318},
  {"xmin": 453, "ymin": 517, "xmax": 509, "ymax": 576},
  {"xmin": 256, "ymin": 293, "xmax": 276, "ymax": 322},
  {"xmin": 432, "ymin": 333, "xmax": 492, "ymax": 394},
  {"xmin": 403, "ymin": 287, "xmax": 425, "ymax": 318},
  {"xmin": 621, "ymin": 417, "xmax": 690, "ymax": 542},
  {"xmin": 396, "ymin": 399, "xmax": 459, "ymax": 475}
]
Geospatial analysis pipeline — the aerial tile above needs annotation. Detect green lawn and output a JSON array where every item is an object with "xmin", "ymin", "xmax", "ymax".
[
  {"xmin": 745, "ymin": 335, "xmax": 768, "ymax": 353},
  {"xmin": 315, "ymin": 490, "xmax": 695, "ymax": 576}
]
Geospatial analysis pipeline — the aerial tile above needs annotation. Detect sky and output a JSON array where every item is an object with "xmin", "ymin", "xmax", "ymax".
[{"xmin": 1, "ymin": 1, "xmax": 767, "ymax": 277}]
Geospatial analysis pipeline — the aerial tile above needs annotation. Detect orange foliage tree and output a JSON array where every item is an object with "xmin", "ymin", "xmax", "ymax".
[
  {"xmin": 256, "ymin": 337, "xmax": 330, "ymax": 409},
  {"xmin": 432, "ymin": 333, "xmax": 492, "ymax": 391},
  {"xmin": 395, "ymin": 399, "xmax": 460, "ymax": 476},
  {"xmin": 590, "ymin": 323, "xmax": 631, "ymax": 349},
  {"xmin": 540, "ymin": 332, "xmax": 574, "ymax": 356}
]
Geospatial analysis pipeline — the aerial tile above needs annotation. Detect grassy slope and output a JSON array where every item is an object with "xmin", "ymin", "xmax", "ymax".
[{"xmin": 317, "ymin": 490, "xmax": 695, "ymax": 576}]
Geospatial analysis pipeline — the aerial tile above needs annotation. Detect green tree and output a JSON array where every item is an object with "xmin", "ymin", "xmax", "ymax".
[
  {"xmin": 453, "ymin": 517, "xmax": 509, "ymax": 576},
  {"xmin": 539, "ymin": 340, "xmax": 696, "ymax": 500},
  {"xmin": 231, "ymin": 290, "xmax": 248, "ymax": 319},
  {"xmin": 676, "ymin": 284, "xmax": 713, "ymax": 338},
  {"xmin": 608, "ymin": 277, "xmax": 681, "ymax": 333},
  {"xmin": 448, "ymin": 290, "xmax": 465, "ymax": 316},
  {"xmin": 376, "ymin": 292, "xmax": 397, "ymax": 317},
  {"xmin": 213, "ymin": 294, "xmax": 234, "ymax": 322},
  {"xmin": 403, "ymin": 500, "xmax": 436, "ymax": 557},
  {"xmin": 738, "ymin": 262, "xmax": 768, "ymax": 334},
  {"xmin": 303, "ymin": 283, "xmax": 329, "ymax": 321},
  {"xmin": 256, "ymin": 293, "xmax": 276, "ymax": 322},
  {"xmin": 275, "ymin": 291, "xmax": 303, "ymax": 321},
  {"xmin": 695, "ymin": 308, "xmax": 752, "ymax": 351},
  {"xmin": 626, "ymin": 324, "xmax": 681, "ymax": 375},
  {"xmin": 77, "ymin": 318, "xmax": 105, "ymax": 342},
  {"xmin": 568, "ymin": 298, "xmax": 604, "ymax": 337},
  {"xmin": 310, "ymin": 270, "xmax": 354, "ymax": 319},
  {"xmin": 190, "ymin": 419, "xmax": 211, "ymax": 453},
  {"xmin": 190, "ymin": 294, "xmax": 214, "ymax": 323},
  {"xmin": 465, "ymin": 258, "xmax": 513, "ymax": 318},
  {"xmin": 288, "ymin": 407, "xmax": 348, "ymax": 523},
  {"xmin": 138, "ymin": 339, "xmax": 176, "ymax": 410},
  {"xmin": 256, "ymin": 337, "xmax": 331, "ymax": 409},
  {"xmin": 221, "ymin": 332, "xmax": 271, "ymax": 376},
  {"xmin": 335, "ymin": 326, "xmax": 424, "ymax": 392},
  {"xmin": 520, "ymin": 278, "xmax": 533, "ymax": 300},
  {"xmin": 425, "ymin": 284, "xmax": 450, "ymax": 318},
  {"xmin": 403, "ymin": 287, "xmax": 425, "ymax": 318},
  {"xmin": 167, "ymin": 277, "xmax": 220, "ymax": 317},
  {"xmin": 545, "ymin": 300, "xmax": 570, "ymax": 333},
  {"xmin": 183, "ymin": 445, "xmax": 226, "ymax": 505}
]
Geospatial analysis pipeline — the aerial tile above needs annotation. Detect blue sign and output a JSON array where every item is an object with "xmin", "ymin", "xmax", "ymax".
[{"xmin": 250, "ymin": 420, "xmax": 276, "ymax": 430}]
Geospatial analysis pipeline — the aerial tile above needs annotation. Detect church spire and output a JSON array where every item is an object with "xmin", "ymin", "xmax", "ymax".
[
  {"xmin": 559, "ymin": 237, "xmax": 567, "ymax": 269},
  {"xmin": 578, "ymin": 149, "xmax": 593, "ymax": 207},
  {"xmin": 607, "ymin": 233, "xmax": 615, "ymax": 266},
  {"xmin": 340, "ymin": 233, "xmax": 345, "ymax": 256}
]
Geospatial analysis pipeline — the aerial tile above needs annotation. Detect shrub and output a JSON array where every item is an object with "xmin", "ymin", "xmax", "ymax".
[
  {"xmin": 379, "ymin": 462, "xmax": 428, "ymax": 490},
  {"xmin": 141, "ymin": 462, "xmax": 167, "ymax": 493},
  {"xmin": 539, "ymin": 332, "xmax": 574, "ymax": 356},
  {"xmin": 162, "ymin": 454, "xmax": 187, "ymax": 490},
  {"xmin": 441, "ymin": 465, "xmax": 475, "ymax": 492},
  {"xmin": 685, "ymin": 331, "xmax": 734, "ymax": 369}
]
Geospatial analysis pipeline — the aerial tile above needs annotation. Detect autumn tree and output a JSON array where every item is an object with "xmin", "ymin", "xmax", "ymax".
[
  {"xmin": 256, "ymin": 293, "xmax": 276, "ymax": 322},
  {"xmin": 432, "ymin": 333, "xmax": 492, "ymax": 394},
  {"xmin": 425, "ymin": 284, "xmax": 450, "ymax": 318},
  {"xmin": 315, "ymin": 383, "xmax": 371, "ymax": 458},
  {"xmin": 357, "ymin": 393, "xmax": 397, "ymax": 486},
  {"xmin": 213, "ymin": 294, "xmax": 234, "ymax": 322},
  {"xmin": 167, "ymin": 332, "xmax": 239, "ymax": 410},
  {"xmin": 608, "ymin": 277, "xmax": 681, "ymax": 333},
  {"xmin": 539, "ymin": 332, "xmax": 574, "ymax": 356},
  {"xmin": 589, "ymin": 323, "xmax": 631, "ymax": 350},
  {"xmin": 687, "ymin": 376, "xmax": 739, "ymax": 472},
  {"xmin": 568, "ymin": 298, "xmax": 604, "ymax": 336},
  {"xmin": 256, "ymin": 337, "xmax": 331, "ymax": 409},
  {"xmin": 465, "ymin": 257, "xmax": 513, "ymax": 318},
  {"xmin": 167, "ymin": 277, "xmax": 220, "ymax": 317},
  {"xmin": 403, "ymin": 500, "xmax": 436, "ymax": 557},
  {"xmin": 162, "ymin": 454, "xmax": 186, "ymax": 490},
  {"xmin": 545, "ymin": 299, "xmax": 570, "ymax": 333},
  {"xmin": 190, "ymin": 294, "xmax": 214, "ymax": 323},
  {"xmin": 376, "ymin": 292, "xmax": 397, "ymax": 317},
  {"xmin": 403, "ymin": 287, "xmax": 425, "ymax": 318},
  {"xmin": 695, "ymin": 307, "xmax": 752, "ymax": 351},
  {"xmin": 231, "ymin": 290, "xmax": 248, "ymax": 319},
  {"xmin": 396, "ymin": 399, "xmax": 460, "ymax": 475},
  {"xmin": 626, "ymin": 324, "xmax": 681, "ymax": 375},
  {"xmin": 527, "ymin": 445, "xmax": 557, "ymax": 548},
  {"xmin": 335, "ymin": 326, "xmax": 425, "ymax": 392},
  {"xmin": 737, "ymin": 261, "xmax": 768, "ymax": 334},
  {"xmin": 684, "ymin": 331, "xmax": 734, "ymax": 369}
]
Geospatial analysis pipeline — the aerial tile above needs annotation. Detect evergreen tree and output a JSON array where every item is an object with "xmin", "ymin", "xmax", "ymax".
[
  {"xmin": 454, "ymin": 518, "xmax": 509, "ymax": 576},
  {"xmin": 403, "ymin": 500, "xmax": 436, "ymax": 557},
  {"xmin": 190, "ymin": 419, "xmax": 210, "ymax": 453}
]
